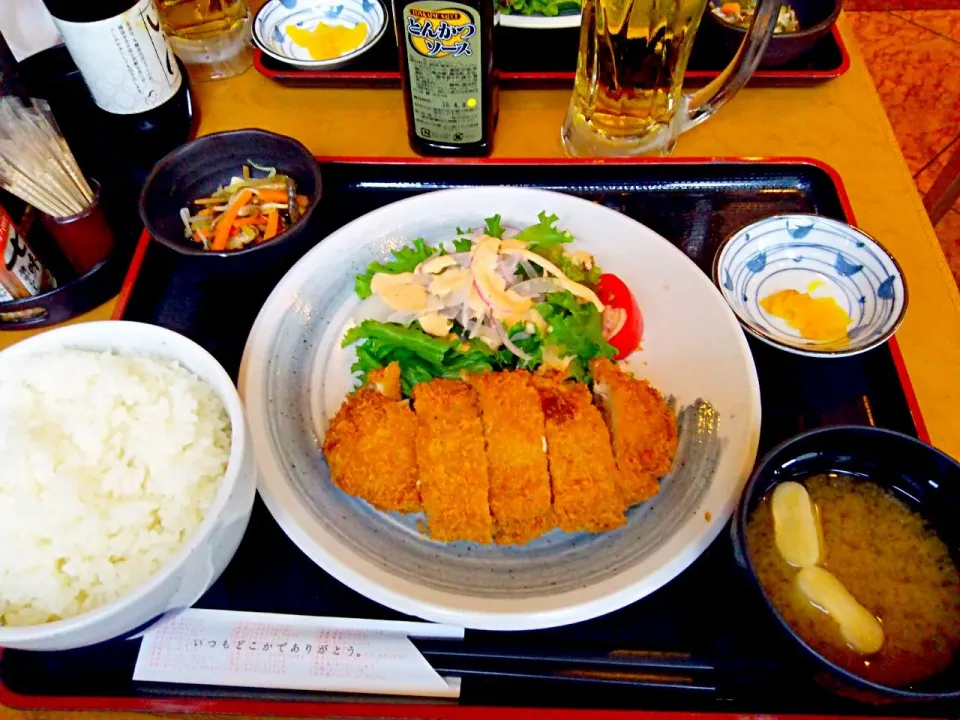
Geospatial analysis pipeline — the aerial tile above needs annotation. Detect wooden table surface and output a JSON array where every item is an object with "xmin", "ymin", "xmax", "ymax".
[{"xmin": 2, "ymin": 12, "xmax": 960, "ymax": 720}]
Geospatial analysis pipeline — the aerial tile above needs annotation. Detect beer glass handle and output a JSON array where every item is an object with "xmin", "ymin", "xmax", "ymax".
[{"xmin": 682, "ymin": 0, "xmax": 783, "ymax": 132}]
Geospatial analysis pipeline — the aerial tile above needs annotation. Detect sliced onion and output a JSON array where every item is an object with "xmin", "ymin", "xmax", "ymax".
[
  {"xmin": 519, "ymin": 258, "xmax": 538, "ymax": 279},
  {"xmin": 449, "ymin": 252, "xmax": 473, "ymax": 266},
  {"xmin": 179, "ymin": 207, "xmax": 192, "ymax": 235},
  {"xmin": 496, "ymin": 322, "xmax": 532, "ymax": 362},
  {"xmin": 440, "ymin": 305, "xmax": 462, "ymax": 320},
  {"xmin": 472, "ymin": 278, "xmax": 493, "ymax": 309},
  {"xmin": 512, "ymin": 278, "xmax": 561, "ymax": 297},
  {"xmin": 468, "ymin": 311, "xmax": 487, "ymax": 339},
  {"xmin": 387, "ymin": 310, "xmax": 420, "ymax": 325},
  {"xmin": 496, "ymin": 256, "xmax": 519, "ymax": 280},
  {"xmin": 478, "ymin": 324, "xmax": 501, "ymax": 344},
  {"xmin": 353, "ymin": 294, "xmax": 394, "ymax": 323}
]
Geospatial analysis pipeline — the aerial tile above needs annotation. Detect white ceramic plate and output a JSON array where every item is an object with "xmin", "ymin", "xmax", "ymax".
[
  {"xmin": 239, "ymin": 187, "xmax": 761, "ymax": 631},
  {"xmin": 713, "ymin": 214, "xmax": 908, "ymax": 357},
  {"xmin": 253, "ymin": 0, "xmax": 388, "ymax": 70},
  {"xmin": 500, "ymin": 12, "xmax": 581, "ymax": 29}
]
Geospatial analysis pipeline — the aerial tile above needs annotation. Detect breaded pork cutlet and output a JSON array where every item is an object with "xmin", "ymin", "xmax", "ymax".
[
  {"xmin": 590, "ymin": 358, "xmax": 678, "ymax": 505},
  {"xmin": 322, "ymin": 363, "xmax": 420, "ymax": 513},
  {"xmin": 532, "ymin": 372, "xmax": 626, "ymax": 533},
  {"xmin": 470, "ymin": 370, "xmax": 554, "ymax": 545},
  {"xmin": 412, "ymin": 378, "xmax": 493, "ymax": 543}
]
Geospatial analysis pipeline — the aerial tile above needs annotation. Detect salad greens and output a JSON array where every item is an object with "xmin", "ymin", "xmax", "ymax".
[
  {"xmin": 354, "ymin": 238, "xmax": 435, "ymax": 299},
  {"xmin": 354, "ymin": 236, "xmax": 475, "ymax": 299},
  {"xmin": 499, "ymin": 0, "xmax": 581, "ymax": 16},
  {"xmin": 344, "ymin": 213, "xmax": 614, "ymax": 395}
]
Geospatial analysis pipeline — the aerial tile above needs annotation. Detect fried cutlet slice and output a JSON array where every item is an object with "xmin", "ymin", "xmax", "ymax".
[
  {"xmin": 590, "ymin": 358, "xmax": 679, "ymax": 506},
  {"xmin": 470, "ymin": 370, "xmax": 554, "ymax": 545},
  {"xmin": 412, "ymin": 378, "xmax": 493, "ymax": 543},
  {"xmin": 322, "ymin": 364, "xmax": 420, "ymax": 513},
  {"xmin": 367, "ymin": 362, "xmax": 402, "ymax": 401},
  {"xmin": 532, "ymin": 372, "xmax": 626, "ymax": 533}
]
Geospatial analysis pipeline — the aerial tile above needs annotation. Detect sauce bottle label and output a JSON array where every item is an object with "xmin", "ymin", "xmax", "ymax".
[
  {"xmin": 403, "ymin": 1, "xmax": 483, "ymax": 145},
  {"xmin": 52, "ymin": 0, "xmax": 183, "ymax": 116},
  {"xmin": 0, "ymin": 207, "xmax": 44, "ymax": 303}
]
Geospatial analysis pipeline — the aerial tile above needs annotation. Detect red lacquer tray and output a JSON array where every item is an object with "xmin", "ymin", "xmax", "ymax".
[
  {"xmin": 254, "ymin": 25, "xmax": 849, "ymax": 88},
  {"xmin": 0, "ymin": 157, "xmax": 936, "ymax": 720}
]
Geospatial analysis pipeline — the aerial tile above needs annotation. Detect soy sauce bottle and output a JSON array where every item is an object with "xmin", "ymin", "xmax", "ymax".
[
  {"xmin": 394, "ymin": 0, "xmax": 498, "ymax": 156},
  {"xmin": 40, "ymin": 0, "xmax": 193, "ymax": 170}
]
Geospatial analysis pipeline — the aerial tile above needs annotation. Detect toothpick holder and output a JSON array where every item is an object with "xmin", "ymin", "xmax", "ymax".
[{"xmin": 40, "ymin": 179, "xmax": 115, "ymax": 276}]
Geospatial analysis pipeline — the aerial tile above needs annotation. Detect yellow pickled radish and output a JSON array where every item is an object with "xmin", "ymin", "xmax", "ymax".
[
  {"xmin": 772, "ymin": 481, "xmax": 821, "ymax": 567},
  {"xmin": 796, "ymin": 566, "xmax": 885, "ymax": 654}
]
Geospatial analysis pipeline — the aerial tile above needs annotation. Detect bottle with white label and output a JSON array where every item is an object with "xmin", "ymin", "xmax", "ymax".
[{"xmin": 41, "ymin": 0, "xmax": 193, "ymax": 168}]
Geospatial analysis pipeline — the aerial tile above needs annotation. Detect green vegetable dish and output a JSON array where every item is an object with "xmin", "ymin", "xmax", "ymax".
[
  {"xmin": 499, "ymin": 0, "xmax": 581, "ymax": 17},
  {"xmin": 344, "ymin": 212, "xmax": 618, "ymax": 397}
]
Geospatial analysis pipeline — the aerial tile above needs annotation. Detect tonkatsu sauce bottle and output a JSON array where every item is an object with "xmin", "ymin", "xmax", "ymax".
[{"xmin": 393, "ymin": 0, "xmax": 499, "ymax": 156}]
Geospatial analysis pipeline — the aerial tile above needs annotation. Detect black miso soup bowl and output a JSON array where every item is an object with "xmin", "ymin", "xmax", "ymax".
[
  {"xmin": 731, "ymin": 425, "xmax": 960, "ymax": 702},
  {"xmin": 706, "ymin": 0, "xmax": 843, "ymax": 68},
  {"xmin": 139, "ymin": 129, "xmax": 322, "ymax": 268}
]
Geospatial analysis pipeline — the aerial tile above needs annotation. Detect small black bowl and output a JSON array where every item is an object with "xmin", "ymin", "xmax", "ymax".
[
  {"xmin": 706, "ymin": 0, "xmax": 843, "ymax": 68},
  {"xmin": 732, "ymin": 426, "xmax": 960, "ymax": 702},
  {"xmin": 139, "ymin": 129, "xmax": 322, "ymax": 264}
]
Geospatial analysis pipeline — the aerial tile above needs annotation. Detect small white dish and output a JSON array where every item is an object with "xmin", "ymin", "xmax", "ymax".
[
  {"xmin": 0, "ymin": 322, "xmax": 257, "ymax": 651},
  {"xmin": 713, "ymin": 214, "xmax": 908, "ymax": 358},
  {"xmin": 253, "ymin": 0, "xmax": 387, "ymax": 70}
]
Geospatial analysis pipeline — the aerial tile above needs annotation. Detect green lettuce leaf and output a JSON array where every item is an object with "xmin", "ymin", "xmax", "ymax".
[
  {"xmin": 484, "ymin": 214, "xmax": 506, "ymax": 239},
  {"xmin": 536, "ymin": 290, "xmax": 615, "ymax": 380},
  {"xmin": 516, "ymin": 211, "xmax": 574, "ymax": 249},
  {"xmin": 354, "ymin": 238, "xmax": 436, "ymax": 299},
  {"xmin": 452, "ymin": 237, "xmax": 473, "ymax": 252},
  {"xmin": 532, "ymin": 244, "xmax": 602, "ymax": 285},
  {"xmin": 342, "ymin": 320, "xmax": 499, "ymax": 395}
]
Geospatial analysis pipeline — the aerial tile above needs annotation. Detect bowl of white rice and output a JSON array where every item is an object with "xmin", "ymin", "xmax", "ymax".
[{"xmin": 0, "ymin": 321, "xmax": 257, "ymax": 651}]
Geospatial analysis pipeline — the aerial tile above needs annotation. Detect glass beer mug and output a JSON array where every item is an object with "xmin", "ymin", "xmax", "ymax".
[{"xmin": 561, "ymin": 0, "xmax": 782, "ymax": 157}]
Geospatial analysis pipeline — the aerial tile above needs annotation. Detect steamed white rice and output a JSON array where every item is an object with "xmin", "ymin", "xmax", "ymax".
[{"xmin": 0, "ymin": 350, "xmax": 231, "ymax": 627}]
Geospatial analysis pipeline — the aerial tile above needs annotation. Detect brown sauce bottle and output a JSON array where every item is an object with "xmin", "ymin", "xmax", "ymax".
[{"xmin": 393, "ymin": 0, "xmax": 499, "ymax": 156}]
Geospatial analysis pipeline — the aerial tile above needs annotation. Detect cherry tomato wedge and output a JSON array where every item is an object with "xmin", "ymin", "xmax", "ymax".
[{"xmin": 595, "ymin": 273, "xmax": 642, "ymax": 360}]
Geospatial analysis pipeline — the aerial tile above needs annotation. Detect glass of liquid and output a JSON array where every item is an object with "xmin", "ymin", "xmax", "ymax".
[
  {"xmin": 159, "ymin": 0, "xmax": 253, "ymax": 81},
  {"xmin": 561, "ymin": 0, "xmax": 782, "ymax": 157}
]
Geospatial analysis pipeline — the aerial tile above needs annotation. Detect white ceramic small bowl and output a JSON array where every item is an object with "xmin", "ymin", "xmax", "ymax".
[
  {"xmin": 713, "ymin": 214, "xmax": 908, "ymax": 357},
  {"xmin": 253, "ymin": 0, "xmax": 387, "ymax": 70},
  {"xmin": 0, "ymin": 321, "xmax": 257, "ymax": 651}
]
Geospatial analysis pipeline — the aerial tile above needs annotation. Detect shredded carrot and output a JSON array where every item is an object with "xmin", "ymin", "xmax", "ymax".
[
  {"xmin": 264, "ymin": 210, "xmax": 280, "ymax": 240},
  {"xmin": 720, "ymin": 2, "xmax": 740, "ymax": 14},
  {"xmin": 192, "ymin": 230, "xmax": 205, "ymax": 245},
  {"xmin": 233, "ymin": 216, "xmax": 268, "ymax": 227},
  {"xmin": 196, "ymin": 208, "xmax": 215, "ymax": 217},
  {"xmin": 257, "ymin": 189, "xmax": 290, "ymax": 204},
  {"xmin": 212, "ymin": 188, "xmax": 253, "ymax": 251}
]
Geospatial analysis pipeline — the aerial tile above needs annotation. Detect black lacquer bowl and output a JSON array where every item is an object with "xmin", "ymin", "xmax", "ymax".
[
  {"xmin": 706, "ymin": 0, "xmax": 843, "ymax": 68},
  {"xmin": 139, "ymin": 129, "xmax": 323, "ymax": 268},
  {"xmin": 731, "ymin": 425, "xmax": 960, "ymax": 702}
]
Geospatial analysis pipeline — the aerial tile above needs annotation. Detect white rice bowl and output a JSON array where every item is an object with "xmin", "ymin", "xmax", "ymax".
[
  {"xmin": 0, "ymin": 350, "xmax": 230, "ymax": 627},
  {"xmin": 0, "ymin": 321, "xmax": 256, "ymax": 651}
]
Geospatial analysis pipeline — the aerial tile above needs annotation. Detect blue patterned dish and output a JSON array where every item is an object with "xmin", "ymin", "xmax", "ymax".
[
  {"xmin": 253, "ymin": 0, "xmax": 387, "ymax": 69},
  {"xmin": 712, "ymin": 214, "xmax": 907, "ymax": 357}
]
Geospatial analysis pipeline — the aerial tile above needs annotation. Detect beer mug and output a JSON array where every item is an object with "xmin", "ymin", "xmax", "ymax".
[{"xmin": 561, "ymin": 0, "xmax": 782, "ymax": 157}]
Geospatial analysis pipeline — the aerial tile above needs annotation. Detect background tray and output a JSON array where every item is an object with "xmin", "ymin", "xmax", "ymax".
[
  {"xmin": 255, "ymin": 24, "xmax": 849, "ymax": 88},
  {"xmin": 0, "ymin": 158, "xmax": 938, "ymax": 719}
]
